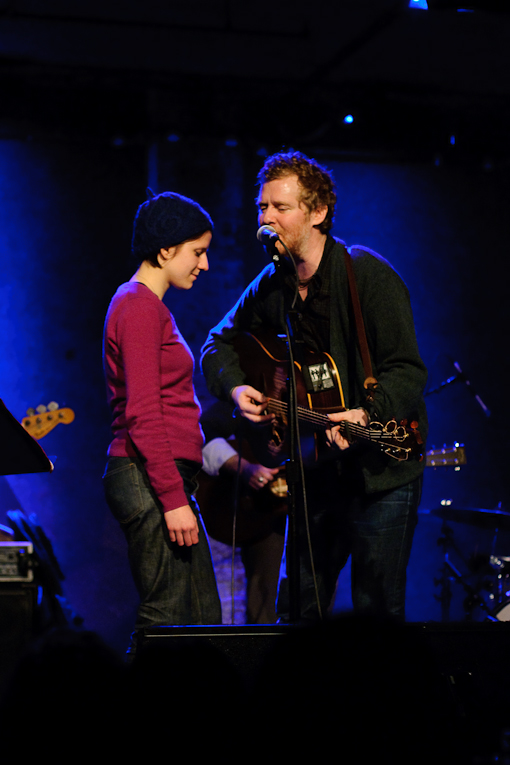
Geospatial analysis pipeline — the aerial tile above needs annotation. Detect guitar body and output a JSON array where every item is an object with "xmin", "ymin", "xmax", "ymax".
[
  {"xmin": 232, "ymin": 331, "xmax": 346, "ymax": 467},
  {"xmin": 196, "ymin": 438, "xmax": 287, "ymax": 546}
]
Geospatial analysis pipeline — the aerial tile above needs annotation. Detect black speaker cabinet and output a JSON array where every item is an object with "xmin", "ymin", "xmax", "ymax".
[{"xmin": 0, "ymin": 583, "xmax": 37, "ymax": 695}]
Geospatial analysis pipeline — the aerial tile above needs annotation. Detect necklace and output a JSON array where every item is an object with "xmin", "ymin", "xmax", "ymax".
[
  {"xmin": 132, "ymin": 279, "xmax": 159, "ymax": 297},
  {"xmin": 298, "ymin": 271, "xmax": 317, "ymax": 290}
]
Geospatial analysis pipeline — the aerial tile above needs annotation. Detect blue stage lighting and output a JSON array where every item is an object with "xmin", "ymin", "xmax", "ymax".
[
  {"xmin": 409, "ymin": 0, "xmax": 428, "ymax": 8},
  {"xmin": 343, "ymin": 114, "xmax": 354, "ymax": 124}
]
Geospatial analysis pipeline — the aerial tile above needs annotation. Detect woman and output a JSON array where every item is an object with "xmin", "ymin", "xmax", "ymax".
[{"xmin": 102, "ymin": 191, "xmax": 221, "ymax": 656}]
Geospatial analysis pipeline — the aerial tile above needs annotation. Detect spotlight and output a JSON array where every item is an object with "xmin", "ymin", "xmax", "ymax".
[
  {"xmin": 343, "ymin": 114, "xmax": 354, "ymax": 124},
  {"xmin": 167, "ymin": 133, "xmax": 180, "ymax": 143}
]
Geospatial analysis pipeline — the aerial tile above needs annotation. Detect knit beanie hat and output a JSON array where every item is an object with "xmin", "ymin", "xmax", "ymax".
[{"xmin": 131, "ymin": 191, "xmax": 213, "ymax": 263}]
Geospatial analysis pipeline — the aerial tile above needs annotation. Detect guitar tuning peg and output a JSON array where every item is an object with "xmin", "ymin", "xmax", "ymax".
[
  {"xmin": 26, "ymin": 408, "xmax": 35, "ymax": 416},
  {"xmin": 47, "ymin": 401, "xmax": 59, "ymax": 411},
  {"xmin": 36, "ymin": 404, "xmax": 47, "ymax": 414}
]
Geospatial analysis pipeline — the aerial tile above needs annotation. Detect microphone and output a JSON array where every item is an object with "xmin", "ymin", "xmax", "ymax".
[{"xmin": 256, "ymin": 225, "xmax": 280, "ymax": 245}]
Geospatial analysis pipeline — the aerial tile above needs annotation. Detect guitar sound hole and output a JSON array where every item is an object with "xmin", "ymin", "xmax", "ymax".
[{"xmin": 271, "ymin": 425, "xmax": 284, "ymax": 447}]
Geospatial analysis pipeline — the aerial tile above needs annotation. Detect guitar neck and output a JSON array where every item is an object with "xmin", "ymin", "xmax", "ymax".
[{"xmin": 267, "ymin": 398, "xmax": 376, "ymax": 445}]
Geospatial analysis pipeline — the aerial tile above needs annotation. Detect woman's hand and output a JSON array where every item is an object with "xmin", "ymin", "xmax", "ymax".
[
  {"xmin": 231, "ymin": 385, "xmax": 274, "ymax": 424},
  {"xmin": 326, "ymin": 409, "xmax": 369, "ymax": 451},
  {"xmin": 164, "ymin": 504, "xmax": 199, "ymax": 546}
]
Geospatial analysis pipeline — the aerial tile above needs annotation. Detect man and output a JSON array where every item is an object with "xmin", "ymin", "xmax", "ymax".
[
  {"xmin": 199, "ymin": 399, "xmax": 285, "ymax": 623},
  {"xmin": 201, "ymin": 151, "xmax": 427, "ymax": 622}
]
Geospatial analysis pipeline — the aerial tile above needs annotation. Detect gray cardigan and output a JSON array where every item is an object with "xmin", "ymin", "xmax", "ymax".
[{"xmin": 201, "ymin": 237, "xmax": 428, "ymax": 494}]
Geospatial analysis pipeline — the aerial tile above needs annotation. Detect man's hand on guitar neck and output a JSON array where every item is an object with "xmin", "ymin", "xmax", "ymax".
[
  {"xmin": 326, "ymin": 409, "xmax": 369, "ymax": 451},
  {"xmin": 231, "ymin": 385, "xmax": 275, "ymax": 425}
]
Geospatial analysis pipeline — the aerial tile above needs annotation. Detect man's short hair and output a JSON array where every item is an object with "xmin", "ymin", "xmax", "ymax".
[{"xmin": 257, "ymin": 151, "xmax": 336, "ymax": 234}]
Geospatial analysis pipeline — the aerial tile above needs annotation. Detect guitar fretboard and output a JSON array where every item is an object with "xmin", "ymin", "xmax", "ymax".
[{"xmin": 266, "ymin": 398, "xmax": 405, "ymax": 446}]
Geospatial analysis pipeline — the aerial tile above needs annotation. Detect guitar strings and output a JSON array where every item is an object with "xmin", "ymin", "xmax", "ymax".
[
  {"xmin": 266, "ymin": 398, "xmax": 405, "ymax": 443},
  {"xmin": 267, "ymin": 398, "xmax": 409, "ymax": 448}
]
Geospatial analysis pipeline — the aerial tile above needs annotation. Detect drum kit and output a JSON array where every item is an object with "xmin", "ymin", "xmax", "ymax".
[
  {"xmin": 424, "ymin": 365, "xmax": 506, "ymax": 623},
  {"xmin": 429, "ymin": 499, "xmax": 510, "ymax": 623}
]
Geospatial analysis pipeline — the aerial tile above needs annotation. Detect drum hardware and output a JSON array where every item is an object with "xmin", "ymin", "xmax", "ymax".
[
  {"xmin": 434, "ymin": 549, "xmax": 494, "ymax": 622},
  {"xmin": 431, "ymin": 501, "xmax": 510, "ymax": 622},
  {"xmin": 492, "ymin": 600, "xmax": 510, "ymax": 622},
  {"xmin": 489, "ymin": 555, "xmax": 510, "ymax": 602},
  {"xmin": 486, "ymin": 556, "xmax": 510, "ymax": 621},
  {"xmin": 430, "ymin": 501, "xmax": 510, "ymax": 531}
]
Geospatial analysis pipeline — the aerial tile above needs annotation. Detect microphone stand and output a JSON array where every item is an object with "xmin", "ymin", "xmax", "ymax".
[
  {"xmin": 426, "ymin": 360, "xmax": 491, "ymax": 418},
  {"xmin": 268, "ymin": 243, "xmax": 303, "ymax": 622}
]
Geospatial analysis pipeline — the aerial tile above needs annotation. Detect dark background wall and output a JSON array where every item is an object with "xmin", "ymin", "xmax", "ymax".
[{"xmin": 1, "ymin": 2, "xmax": 509, "ymax": 649}]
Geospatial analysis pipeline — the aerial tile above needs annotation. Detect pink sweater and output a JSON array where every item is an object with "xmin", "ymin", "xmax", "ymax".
[{"xmin": 103, "ymin": 282, "xmax": 204, "ymax": 513}]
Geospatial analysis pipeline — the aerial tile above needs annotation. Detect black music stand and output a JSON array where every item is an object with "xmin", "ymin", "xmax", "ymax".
[{"xmin": 0, "ymin": 399, "xmax": 53, "ymax": 476}]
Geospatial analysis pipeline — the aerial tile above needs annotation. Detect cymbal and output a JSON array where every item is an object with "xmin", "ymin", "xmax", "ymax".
[{"xmin": 426, "ymin": 504, "xmax": 510, "ymax": 530}]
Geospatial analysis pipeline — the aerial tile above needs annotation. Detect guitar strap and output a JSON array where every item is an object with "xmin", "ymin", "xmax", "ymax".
[{"xmin": 343, "ymin": 246, "xmax": 378, "ymax": 404}]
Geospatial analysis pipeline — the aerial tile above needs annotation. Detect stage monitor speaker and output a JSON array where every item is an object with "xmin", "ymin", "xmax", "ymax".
[{"xmin": 138, "ymin": 624, "xmax": 289, "ymax": 688}]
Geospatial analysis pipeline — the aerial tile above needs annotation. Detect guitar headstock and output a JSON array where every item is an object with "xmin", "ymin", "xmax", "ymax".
[
  {"xmin": 426, "ymin": 443, "xmax": 466, "ymax": 469},
  {"xmin": 22, "ymin": 402, "xmax": 75, "ymax": 440},
  {"xmin": 368, "ymin": 419, "xmax": 424, "ymax": 462}
]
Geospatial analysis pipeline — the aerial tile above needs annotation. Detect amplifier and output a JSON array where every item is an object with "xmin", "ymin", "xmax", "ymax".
[{"xmin": 0, "ymin": 541, "xmax": 34, "ymax": 582}]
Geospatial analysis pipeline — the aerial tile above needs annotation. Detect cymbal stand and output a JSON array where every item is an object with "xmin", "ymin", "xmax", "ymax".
[{"xmin": 435, "ymin": 520, "xmax": 494, "ymax": 621}]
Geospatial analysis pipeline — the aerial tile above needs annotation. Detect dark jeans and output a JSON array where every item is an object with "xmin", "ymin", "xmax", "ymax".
[
  {"xmin": 103, "ymin": 456, "xmax": 222, "ymax": 636},
  {"xmin": 277, "ymin": 467, "xmax": 422, "ymax": 622}
]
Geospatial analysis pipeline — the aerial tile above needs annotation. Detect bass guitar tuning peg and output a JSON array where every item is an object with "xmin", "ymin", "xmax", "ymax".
[
  {"xmin": 26, "ymin": 408, "xmax": 35, "ymax": 416},
  {"xmin": 36, "ymin": 405, "xmax": 47, "ymax": 414},
  {"xmin": 47, "ymin": 401, "xmax": 59, "ymax": 411}
]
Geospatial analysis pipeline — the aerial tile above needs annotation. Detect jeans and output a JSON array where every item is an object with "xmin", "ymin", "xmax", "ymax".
[
  {"xmin": 277, "ymin": 467, "xmax": 422, "ymax": 622},
  {"xmin": 103, "ymin": 456, "xmax": 222, "ymax": 635}
]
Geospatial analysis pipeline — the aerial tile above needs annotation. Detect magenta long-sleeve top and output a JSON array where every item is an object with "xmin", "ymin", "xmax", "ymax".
[{"xmin": 103, "ymin": 282, "xmax": 204, "ymax": 513}]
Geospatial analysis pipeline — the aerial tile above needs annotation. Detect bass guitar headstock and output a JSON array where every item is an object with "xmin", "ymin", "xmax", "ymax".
[{"xmin": 22, "ymin": 402, "xmax": 75, "ymax": 440}]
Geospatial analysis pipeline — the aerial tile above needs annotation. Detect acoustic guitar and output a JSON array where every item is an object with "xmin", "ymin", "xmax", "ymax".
[
  {"xmin": 196, "ymin": 438, "xmax": 287, "ymax": 546},
  {"xmin": 231, "ymin": 330, "xmax": 423, "ymax": 466}
]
